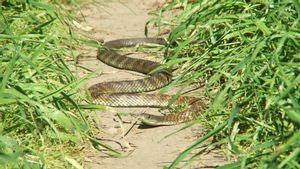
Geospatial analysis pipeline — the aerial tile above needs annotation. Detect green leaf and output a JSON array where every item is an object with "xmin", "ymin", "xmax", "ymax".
[
  {"xmin": 64, "ymin": 156, "xmax": 84, "ymax": 169},
  {"xmin": 167, "ymin": 122, "xmax": 227, "ymax": 169},
  {"xmin": 255, "ymin": 20, "xmax": 271, "ymax": 36}
]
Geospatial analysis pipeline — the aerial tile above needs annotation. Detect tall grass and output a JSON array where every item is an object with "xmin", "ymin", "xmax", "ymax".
[
  {"xmin": 153, "ymin": 0, "xmax": 300, "ymax": 168},
  {"xmin": 0, "ymin": 1, "xmax": 115, "ymax": 168}
]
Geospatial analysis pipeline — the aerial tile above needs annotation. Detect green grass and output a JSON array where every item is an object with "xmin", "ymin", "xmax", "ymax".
[
  {"xmin": 151, "ymin": 0, "xmax": 300, "ymax": 168},
  {"xmin": 1, "ymin": 0, "xmax": 299, "ymax": 168},
  {"xmin": 0, "ymin": 1, "xmax": 120, "ymax": 168}
]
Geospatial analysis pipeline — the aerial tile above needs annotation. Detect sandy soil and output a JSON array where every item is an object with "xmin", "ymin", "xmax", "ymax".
[{"xmin": 76, "ymin": 0, "xmax": 228, "ymax": 168}]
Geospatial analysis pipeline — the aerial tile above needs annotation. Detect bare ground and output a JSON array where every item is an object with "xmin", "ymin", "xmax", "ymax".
[{"xmin": 76, "ymin": 0, "xmax": 228, "ymax": 168}]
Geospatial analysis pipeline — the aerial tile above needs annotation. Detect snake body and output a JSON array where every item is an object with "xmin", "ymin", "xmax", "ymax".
[{"xmin": 88, "ymin": 38, "xmax": 206, "ymax": 126}]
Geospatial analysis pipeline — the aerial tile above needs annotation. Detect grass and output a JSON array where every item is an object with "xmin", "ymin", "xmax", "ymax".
[
  {"xmin": 1, "ymin": 0, "xmax": 299, "ymax": 168},
  {"xmin": 150, "ymin": 0, "xmax": 300, "ymax": 168},
  {"xmin": 0, "ymin": 0, "xmax": 121, "ymax": 168}
]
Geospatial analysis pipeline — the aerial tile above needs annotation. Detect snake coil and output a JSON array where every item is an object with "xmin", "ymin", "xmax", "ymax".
[{"xmin": 88, "ymin": 38, "xmax": 207, "ymax": 126}]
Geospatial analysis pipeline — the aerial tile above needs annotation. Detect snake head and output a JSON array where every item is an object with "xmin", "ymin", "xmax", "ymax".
[{"xmin": 136, "ymin": 113, "xmax": 173, "ymax": 126}]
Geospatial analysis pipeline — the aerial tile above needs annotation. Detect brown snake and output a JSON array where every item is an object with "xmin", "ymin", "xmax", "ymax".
[{"xmin": 88, "ymin": 38, "xmax": 207, "ymax": 126}]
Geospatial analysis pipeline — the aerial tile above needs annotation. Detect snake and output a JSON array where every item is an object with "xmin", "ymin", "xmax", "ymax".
[{"xmin": 88, "ymin": 38, "xmax": 207, "ymax": 126}]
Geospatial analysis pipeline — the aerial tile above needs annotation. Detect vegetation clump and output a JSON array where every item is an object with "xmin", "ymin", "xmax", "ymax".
[
  {"xmin": 0, "ymin": 1, "xmax": 94, "ymax": 168},
  {"xmin": 155, "ymin": 0, "xmax": 300, "ymax": 168}
]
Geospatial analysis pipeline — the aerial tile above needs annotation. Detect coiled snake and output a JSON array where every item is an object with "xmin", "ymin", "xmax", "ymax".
[{"xmin": 88, "ymin": 38, "xmax": 207, "ymax": 126}]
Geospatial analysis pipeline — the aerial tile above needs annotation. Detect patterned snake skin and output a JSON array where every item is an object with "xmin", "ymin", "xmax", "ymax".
[{"xmin": 88, "ymin": 38, "xmax": 207, "ymax": 126}]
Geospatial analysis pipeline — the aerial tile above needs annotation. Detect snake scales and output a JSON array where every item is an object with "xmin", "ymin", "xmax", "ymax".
[{"xmin": 88, "ymin": 38, "xmax": 207, "ymax": 126}]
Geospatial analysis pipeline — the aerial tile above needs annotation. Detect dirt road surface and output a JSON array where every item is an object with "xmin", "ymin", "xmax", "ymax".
[{"xmin": 76, "ymin": 0, "xmax": 228, "ymax": 168}]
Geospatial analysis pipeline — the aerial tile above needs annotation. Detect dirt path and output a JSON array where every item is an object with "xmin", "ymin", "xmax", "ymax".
[{"xmin": 77, "ymin": 0, "xmax": 228, "ymax": 168}]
